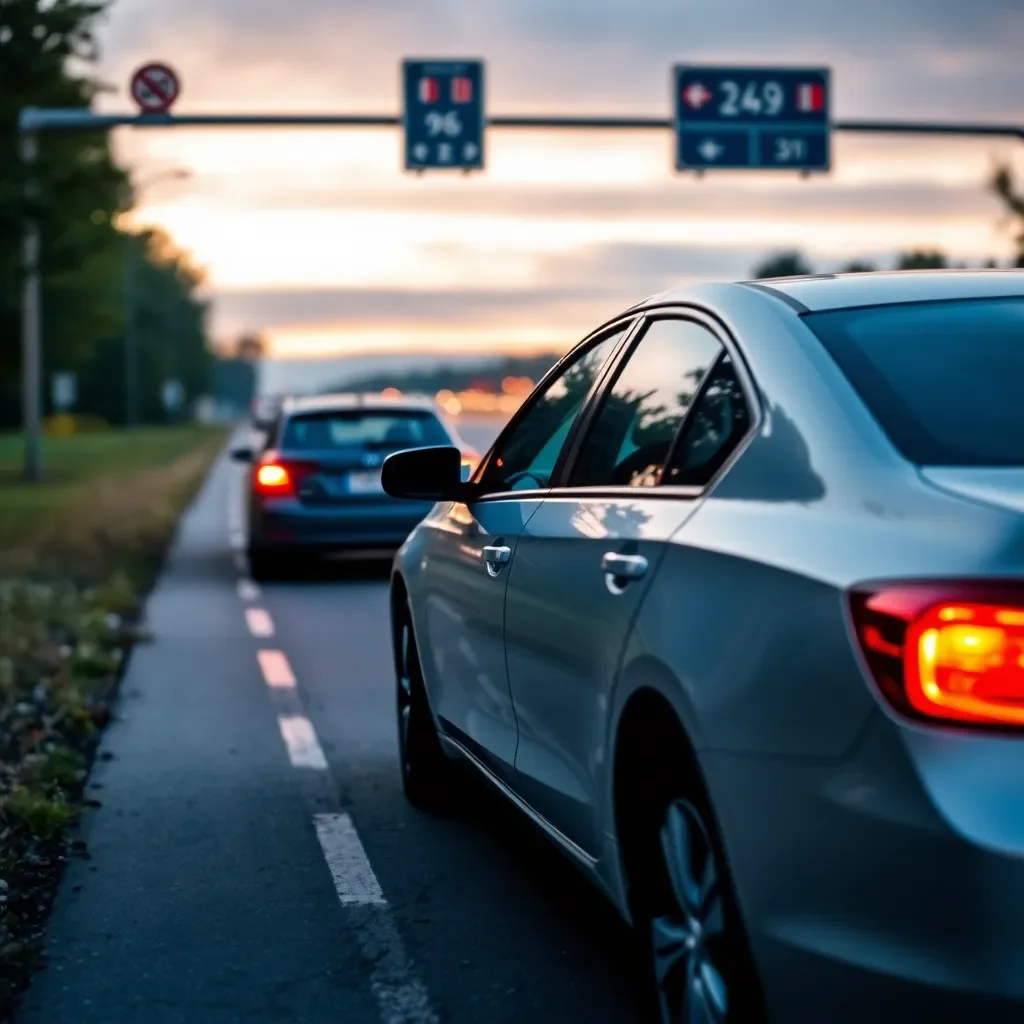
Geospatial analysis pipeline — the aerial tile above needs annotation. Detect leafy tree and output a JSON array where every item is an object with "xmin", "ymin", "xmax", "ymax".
[
  {"xmin": 0, "ymin": 0, "xmax": 129, "ymax": 427},
  {"xmin": 895, "ymin": 250, "xmax": 948, "ymax": 270},
  {"xmin": 990, "ymin": 163, "xmax": 1024, "ymax": 267},
  {"xmin": 751, "ymin": 251, "xmax": 813, "ymax": 279},
  {"xmin": 838, "ymin": 261, "xmax": 876, "ymax": 273}
]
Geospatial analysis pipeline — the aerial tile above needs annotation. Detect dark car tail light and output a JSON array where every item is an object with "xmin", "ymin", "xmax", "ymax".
[
  {"xmin": 254, "ymin": 452, "xmax": 315, "ymax": 498},
  {"xmin": 849, "ymin": 581, "xmax": 1024, "ymax": 729}
]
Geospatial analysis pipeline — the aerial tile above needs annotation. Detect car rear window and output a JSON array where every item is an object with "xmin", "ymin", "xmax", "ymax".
[
  {"xmin": 804, "ymin": 297, "xmax": 1024, "ymax": 466},
  {"xmin": 281, "ymin": 411, "xmax": 451, "ymax": 450}
]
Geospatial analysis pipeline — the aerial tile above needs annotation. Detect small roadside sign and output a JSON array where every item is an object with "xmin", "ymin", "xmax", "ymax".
[
  {"xmin": 161, "ymin": 379, "xmax": 185, "ymax": 410},
  {"xmin": 130, "ymin": 62, "xmax": 181, "ymax": 114},
  {"xmin": 51, "ymin": 372, "xmax": 76, "ymax": 412},
  {"xmin": 403, "ymin": 59, "xmax": 485, "ymax": 172},
  {"xmin": 674, "ymin": 66, "xmax": 831, "ymax": 173}
]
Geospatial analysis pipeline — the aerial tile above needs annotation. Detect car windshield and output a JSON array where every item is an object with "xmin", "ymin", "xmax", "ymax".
[
  {"xmin": 804, "ymin": 296, "xmax": 1024, "ymax": 466},
  {"xmin": 281, "ymin": 410, "xmax": 451, "ymax": 451}
]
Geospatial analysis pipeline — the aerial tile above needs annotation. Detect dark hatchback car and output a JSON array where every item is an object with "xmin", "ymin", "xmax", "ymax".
[{"xmin": 231, "ymin": 393, "xmax": 478, "ymax": 579}]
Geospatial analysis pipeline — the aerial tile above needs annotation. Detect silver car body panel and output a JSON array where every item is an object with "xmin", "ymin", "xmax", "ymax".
[{"xmin": 394, "ymin": 273, "xmax": 1024, "ymax": 1020}]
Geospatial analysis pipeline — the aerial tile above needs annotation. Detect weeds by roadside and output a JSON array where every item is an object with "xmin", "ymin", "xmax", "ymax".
[{"xmin": 0, "ymin": 426, "xmax": 227, "ymax": 1018}]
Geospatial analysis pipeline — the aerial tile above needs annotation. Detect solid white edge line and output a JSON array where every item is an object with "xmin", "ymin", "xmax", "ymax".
[
  {"xmin": 277, "ymin": 714, "xmax": 328, "ymax": 769},
  {"xmin": 245, "ymin": 607, "xmax": 275, "ymax": 638}
]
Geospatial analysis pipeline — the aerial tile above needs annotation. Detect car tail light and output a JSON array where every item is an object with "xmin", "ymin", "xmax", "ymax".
[
  {"xmin": 849, "ymin": 581, "xmax": 1024, "ymax": 729},
  {"xmin": 254, "ymin": 452, "xmax": 314, "ymax": 498}
]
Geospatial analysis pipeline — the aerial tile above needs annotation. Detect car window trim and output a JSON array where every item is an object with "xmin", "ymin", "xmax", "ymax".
[
  {"xmin": 660, "ymin": 347, "xmax": 736, "ymax": 483},
  {"xmin": 470, "ymin": 303, "xmax": 764, "ymax": 505},
  {"xmin": 555, "ymin": 311, "xmax": 725, "ymax": 490},
  {"xmin": 470, "ymin": 314, "xmax": 643, "ymax": 502},
  {"xmin": 554, "ymin": 305, "xmax": 762, "ymax": 500}
]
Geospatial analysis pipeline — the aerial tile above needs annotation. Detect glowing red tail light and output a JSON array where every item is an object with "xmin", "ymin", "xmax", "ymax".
[
  {"xmin": 849, "ymin": 582, "xmax": 1024, "ymax": 729},
  {"xmin": 253, "ymin": 453, "xmax": 315, "ymax": 498}
]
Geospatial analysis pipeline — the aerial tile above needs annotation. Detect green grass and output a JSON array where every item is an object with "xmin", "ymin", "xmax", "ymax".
[{"xmin": 0, "ymin": 426, "xmax": 227, "ymax": 554}]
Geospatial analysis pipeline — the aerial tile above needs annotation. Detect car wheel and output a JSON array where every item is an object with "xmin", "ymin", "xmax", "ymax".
[
  {"xmin": 248, "ymin": 549, "xmax": 285, "ymax": 582},
  {"xmin": 395, "ymin": 606, "xmax": 456, "ymax": 813},
  {"xmin": 638, "ymin": 796, "xmax": 765, "ymax": 1024}
]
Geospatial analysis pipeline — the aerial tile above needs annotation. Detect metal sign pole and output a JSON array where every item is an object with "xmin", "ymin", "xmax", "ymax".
[
  {"xmin": 20, "ymin": 121, "xmax": 43, "ymax": 483},
  {"xmin": 14, "ymin": 103, "xmax": 1024, "ymax": 483}
]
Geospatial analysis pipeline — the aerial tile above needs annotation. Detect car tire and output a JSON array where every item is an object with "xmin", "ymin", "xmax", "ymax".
[
  {"xmin": 394, "ymin": 604, "xmax": 456, "ymax": 813},
  {"xmin": 248, "ymin": 549, "xmax": 285, "ymax": 582},
  {"xmin": 629, "ymin": 788, "xmax": 766, "ymax": 1024}
]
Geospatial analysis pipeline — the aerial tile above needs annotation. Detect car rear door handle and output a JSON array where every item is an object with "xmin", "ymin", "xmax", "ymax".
[
  {"xmin": 483, "ymin": 544, "xmax": 512, "ymax": 576},
  {"xmin": 601, "ymin": 552, "xmax": 648, "ymax": 591}
]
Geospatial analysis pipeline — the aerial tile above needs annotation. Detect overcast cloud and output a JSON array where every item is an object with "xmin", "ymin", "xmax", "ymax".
[{"xmin": 94, "ymin": 0, "xmax": 1024, "ymax": 360}]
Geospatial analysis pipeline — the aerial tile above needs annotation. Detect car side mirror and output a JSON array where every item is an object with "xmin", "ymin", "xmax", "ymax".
[
  {"xmin": 382, "ymin": 446, "xmax": 476, "ymax": 502},
  {"xmin": 231, "ymin": 445, "xmax": 254, "ymax": 462}
]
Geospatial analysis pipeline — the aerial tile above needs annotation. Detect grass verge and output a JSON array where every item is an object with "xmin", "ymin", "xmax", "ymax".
[{"xmin": 0, "ymin": 425, "xmax": 228, "ymax": 1018}]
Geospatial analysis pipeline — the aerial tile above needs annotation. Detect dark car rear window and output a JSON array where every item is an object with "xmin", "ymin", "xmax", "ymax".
[
  {"xmin": 804, "ymin": 297, "xmax": 1024, "ymax": 466},
  {"xmin": 281, "ymin": 410, "xmax": 451, "ymax": 450}
]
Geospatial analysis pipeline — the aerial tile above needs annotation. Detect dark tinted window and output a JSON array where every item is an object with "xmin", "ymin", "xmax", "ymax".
[
  {"xmin": 282, "ymin": 410, "xmax": 450, "ymax": 450},
  {"xmin": 663, "ymin": 353, "xmax": 750, "ymax": 487},
  {"xmin": 570, "ymin": 318, "xmax": 722, "ymax": 487},
  {"xmin": 806, "ymin": 298, "xmax": 1024, "ymax": 466},
  {"xmin": 481, "ymin": 327, "xmax": 627, "ymax": 492}
]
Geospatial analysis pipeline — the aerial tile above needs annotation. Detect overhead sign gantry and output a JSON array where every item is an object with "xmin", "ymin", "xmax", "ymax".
[{"xmin": 16, "ymin": 59, "xmax": 1024, "ymax": 481}]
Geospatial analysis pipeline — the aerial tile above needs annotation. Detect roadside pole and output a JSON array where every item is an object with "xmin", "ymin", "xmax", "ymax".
[
  {"xmin": 123, "ymin": 236, "xmax": 139, "ymax": 428},
  {"xmin": 20, "ymin": 123, "xmax": 42, "ymax": 483}
]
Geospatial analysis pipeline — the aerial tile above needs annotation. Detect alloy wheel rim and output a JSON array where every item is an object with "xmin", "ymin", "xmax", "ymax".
[
  {"xmin": 652, "ymin": 798, "xmax": 729, "ymax": 1024},
  {"xmin": 397, "ymin": 622, "xmax": 414, "ymax": 776}
]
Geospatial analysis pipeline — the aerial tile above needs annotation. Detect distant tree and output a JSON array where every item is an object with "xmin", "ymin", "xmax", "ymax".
[
  {"xmin": 235, "ymin": 334, "xmax": 266, "ymax": 363},
  {"xmin": 990, "ymin": 163, "xmax": 1024, "ymax": 267},
  {"xmin": 895, "ymin": 250, "xmax": 948, "ymax": 270},
  {"xmin": 838, "ymin": 261, "xmax": 876, "ymax": 273},
  {"xmin": 751, "ymin": 250, "xmax": 813, "ymax": 279}
]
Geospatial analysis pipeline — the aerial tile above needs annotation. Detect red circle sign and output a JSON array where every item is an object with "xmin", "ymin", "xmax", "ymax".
[{"xmin": 130, "ymin": 62, "xmax": 180, "ymax": 114}]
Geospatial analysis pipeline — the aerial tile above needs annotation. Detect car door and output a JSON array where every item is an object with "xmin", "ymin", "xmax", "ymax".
[
  {"xmin": 418, "ymin": 323, "xmax": 633, "ymax": 782},
  {"xmin": 504, "ymin": 314, "xmax": 747, "ymax": 856}
]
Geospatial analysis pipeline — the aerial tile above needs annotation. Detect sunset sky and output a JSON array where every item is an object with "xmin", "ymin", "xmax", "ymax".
[{"xmin": 97, "ymin": 0, "xmax": 1024, "ymax": 371}]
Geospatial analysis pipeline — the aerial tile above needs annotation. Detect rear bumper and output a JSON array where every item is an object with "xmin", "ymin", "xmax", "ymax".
[
  {"xmin": 249, "ymin": 497, "xmax": 433, "ymax": 551},
  {"xmin": 706, "ymin": 711, "xmax": 1024, "ymax": 1022}
]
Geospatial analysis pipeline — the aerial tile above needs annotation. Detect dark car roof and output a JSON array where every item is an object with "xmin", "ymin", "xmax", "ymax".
[
  {"xmin": 281, "ymin": 393, "xmax": 439, "ymax": 416},
  {"xmin": 736, "ymin": 268, "xmax": 1024, "ymax": 313}
]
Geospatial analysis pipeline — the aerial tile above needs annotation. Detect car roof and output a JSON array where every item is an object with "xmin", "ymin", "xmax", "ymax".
[
  {"xmin": 727, "ymin": 268, "xmax": 1024, "ymax": 313},
  {"xmin": 281, "ymin": 392, "xmax": 438, "ymax": 416}
]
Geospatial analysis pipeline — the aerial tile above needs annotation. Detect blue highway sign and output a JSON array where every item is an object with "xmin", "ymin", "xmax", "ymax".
[
  {"xmin": 674, "ymin": 66, "xmax": 831, "ymax": 172},
  {"xmin": 403, "ymin": 59, "xmax": 485, "ymax": 171}
]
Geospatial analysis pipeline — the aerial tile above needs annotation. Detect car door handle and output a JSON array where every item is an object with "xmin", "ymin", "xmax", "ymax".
[
  {"xmin": 482, "ymin": 544, "xmax": 511, "ymax": 566},
  {"xmin": 601, "ymin": 552, "xmax": 648, "ymax": 580}
]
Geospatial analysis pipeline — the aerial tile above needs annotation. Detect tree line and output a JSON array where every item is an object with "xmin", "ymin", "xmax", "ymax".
[
  {"xmin": 0, "ymin": 0, "xmax": 254, "ymax": 430},
  {"xmin": 752, "ymin": 170, "xmax": 1024, "ymax": 280}
]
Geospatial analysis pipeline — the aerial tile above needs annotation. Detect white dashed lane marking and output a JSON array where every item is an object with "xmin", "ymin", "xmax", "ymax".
[
  {"xmin": 257, "ymin": 649, "xmax": 297, "ymax": 689},
  {"xmin": 277, "ymin": 714, "xmax": 328, "ymax": 769},
  {"xmin": 314, "ymin": 813, "xmax": 387, "ymax": 906},
  {"xmin": 232, "ymin": 459, "xmax": 438, "ymax": 1023},
  {"xmin": 315, "ymin": 813, "xmax": 439, "ymax": 1023},
  {"xmin": 245, "ymin": 607, "xmax": 275, "ymax": 638}
]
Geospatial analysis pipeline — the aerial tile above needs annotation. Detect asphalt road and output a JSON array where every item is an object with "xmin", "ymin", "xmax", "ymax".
[{"xmin": 20, "ymin": 416, "xmax": 644, "ymax": 1024}]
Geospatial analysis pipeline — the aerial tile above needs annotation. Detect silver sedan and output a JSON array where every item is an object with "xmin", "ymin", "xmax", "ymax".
[{"xmin": 383, "ymin": 270, "xmax": 1024, "ymax": 1023}]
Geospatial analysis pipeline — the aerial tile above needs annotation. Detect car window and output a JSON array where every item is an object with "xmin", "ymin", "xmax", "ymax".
[
  {"xmin": 281, "ymin": 411, "xmax": 450, "ymax": 451},
  {"xmin": 805, "ymin": 297, "xmax": 1024, "ymax": 466},
  {"xmin": 570, "ymin": 318, "xmax": 722, "ymax": 488},
  {"xmin": 481, "ymin": 327, "xmax": 628, "ymax": 492},
  {"xmin": 663, "ymin": 352, "xmax": 751, "ymax": 487}
]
